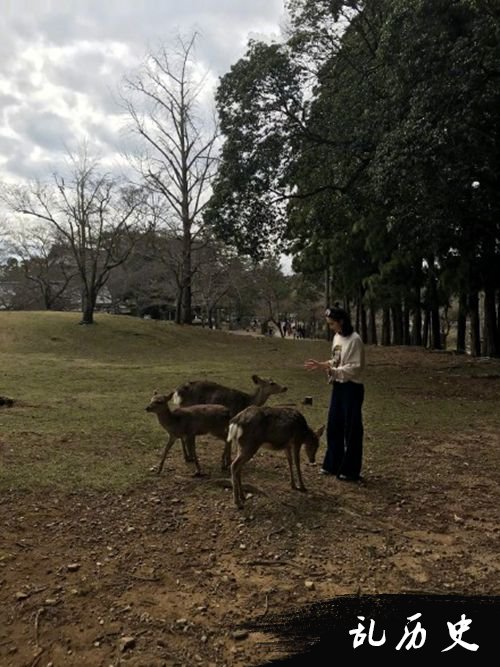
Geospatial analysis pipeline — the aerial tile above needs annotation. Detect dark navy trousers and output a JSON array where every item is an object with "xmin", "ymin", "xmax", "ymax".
[{"xmin": 323, "ymin": 381, "xmax": 364, "ymax": 478}]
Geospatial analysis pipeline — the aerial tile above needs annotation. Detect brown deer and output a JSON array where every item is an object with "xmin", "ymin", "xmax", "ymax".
[
  {"xmin": 146, "ymin": 392, "xmax": 231, "ymax": 475},
  {"xmin": 172, "ymin": 375, "xmax": 288, "ymax": 462},
  {"xmin": 228, "ymin": 405, "xmax": 325, "ymax": 509}
]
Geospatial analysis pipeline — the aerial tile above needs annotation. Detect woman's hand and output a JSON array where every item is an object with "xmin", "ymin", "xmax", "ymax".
[{"xmin": 304, "ymin": 359, "xmax": 329, "ymax": 371}]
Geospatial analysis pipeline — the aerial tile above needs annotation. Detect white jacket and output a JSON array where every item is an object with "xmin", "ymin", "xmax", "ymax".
[{"xmin": 328, "ymin": 332, "xmax": 365, "ymax": 384}]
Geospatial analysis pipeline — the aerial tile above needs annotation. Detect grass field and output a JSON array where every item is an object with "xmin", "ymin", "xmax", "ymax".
[
  {"xmin": 2, "ymin": 311, "xmax": 339, "ymax": 491},
  {"xmin": 1, "ymin": 311, "xmax": 498, "ymax": 492},
  {"xmin": 0, "ymin": 311, "xmax": 499, "ymax": 666}
]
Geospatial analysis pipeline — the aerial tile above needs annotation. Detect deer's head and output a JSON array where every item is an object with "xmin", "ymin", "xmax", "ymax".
[
  {"xmin": 146, "ymin": 390, "xmax": 174, "ymax": 413},
  {"xmin": 251, "ymin": 374, "xmax": 288, "ymax": 397},
  {"xmin": 305, "ymin": 425, "xmax": 325, "ymax": 463}
]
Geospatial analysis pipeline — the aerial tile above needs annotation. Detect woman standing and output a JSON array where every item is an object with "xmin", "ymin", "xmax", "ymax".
[{"xmin": 304, "ymin": 306, "xmax": 365, "ymax": 481}]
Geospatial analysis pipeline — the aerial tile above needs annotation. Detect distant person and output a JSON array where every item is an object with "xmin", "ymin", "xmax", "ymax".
[{"xmin": 304, "ymin": 306, "xmax": 365, "ymax": 481}]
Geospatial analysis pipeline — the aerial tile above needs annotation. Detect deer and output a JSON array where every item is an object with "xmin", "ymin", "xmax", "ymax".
[
  {"xmin": 145, "ymin": 391, "xmax": 231, "ymax": 476},
  {"xmin": 172, "ymin": 375, "xmax": 288, "ymax": 464},
  {"xmin": 227, "ymin": 405, "xmax": 325, "ymax": 509}
]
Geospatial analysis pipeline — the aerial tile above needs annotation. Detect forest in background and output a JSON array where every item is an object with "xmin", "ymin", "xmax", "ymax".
[{"xmin": 1, "ymin": 0, "xmax": 499, "ymax": 356}]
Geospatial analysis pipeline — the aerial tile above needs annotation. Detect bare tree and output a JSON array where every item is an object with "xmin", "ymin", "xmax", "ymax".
[
  {"xmin": 7, "ymin": 225, "xmax": 78, "ymax": 310},
  {"xmin": 192, "ymin": 240, "xmax": 245, "ymax": 328},
  {"xmin": 106, "ymin": 228, "xmax": 173, "ymax": 316},
  {"xmin": 2, "ymin": 151, "xmax": 145, "ymax": 324},
  {"xmin": 252, "ymin": 259, "xmax": 293, "ymax": 337},
  {"xmin": 122, "ymin": 34, "xmax": 218, "ymax": 324}
]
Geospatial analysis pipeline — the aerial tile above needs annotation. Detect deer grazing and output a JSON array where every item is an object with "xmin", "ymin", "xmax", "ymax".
[
  {"xmin": 227, "ymin": 406, "xmax": 325, "ymax": 509},
  {"xmin": 172, "ymin": 375, "xmax": 288, "ymax": 462},
  {"xmin": 146, "ymin": 392, "xmax": 231, "ymax": 475}
]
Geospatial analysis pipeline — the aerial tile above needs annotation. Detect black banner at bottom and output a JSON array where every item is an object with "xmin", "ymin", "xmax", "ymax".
[{"xmin": 243, "ymin": 594, "xmax": 499, "ymax": 664}]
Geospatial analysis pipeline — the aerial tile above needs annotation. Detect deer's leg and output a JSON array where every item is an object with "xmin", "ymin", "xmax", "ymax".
[
  {"xmin": 158, "ymin": 435, "xmax": 177, "ymax": 474},
  {"xmin": 184, "ymin": 435, "xmax": 202, "ymax": 477},
  {"xmin": 285, "ymin": 446, "xmax": 298, "ymax": 490},
  {"xmin": 231, "ymin": 445, "xmax": 256, "ymax": 508},
  {"xmin": 182, "ymin": 435, "xmax": 195, "ymax": 462},
  {"xmin": 191, "ymin": 443, "xmax": 203, "ymax": 477},
  {"xmin": 221, "ymin": 439, "xmax": 232, "ymax": 472},
  {"xmin": 231, "ymin": 452, "xmax": 251, "ymax": 509},
  {"xmin": 293, "ymin": 445, "xmax": 307, "ymax": 492},
  {"xmin": 231, "ymin": 454, "xmax": 245, "ymax": 508}
]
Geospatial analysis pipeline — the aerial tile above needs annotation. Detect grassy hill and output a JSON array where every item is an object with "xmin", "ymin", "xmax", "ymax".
[{"xmin": 1, "ymin": 311, "xmax": 499, "ymax": 492}]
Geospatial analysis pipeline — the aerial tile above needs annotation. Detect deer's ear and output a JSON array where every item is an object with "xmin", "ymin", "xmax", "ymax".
[
  {"xmin": 316, "ymin": 425, "xmax": 325, "ymax": 439},
  {"xmin": 252, "ymin": 374, "xmax": 262, "ymax": 384},
  {"xmin": 165, "ymin": 391, "xmax": 174, "ymax": 402}
]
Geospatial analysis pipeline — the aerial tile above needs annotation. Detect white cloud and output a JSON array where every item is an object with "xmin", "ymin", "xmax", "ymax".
[
  {"xmin": 11, "ymin": 110, "xmax": 74, "ymax": 151},
  {"xmin": 0, "ymin": 0, "xmax": 285, "ymax": 185}
]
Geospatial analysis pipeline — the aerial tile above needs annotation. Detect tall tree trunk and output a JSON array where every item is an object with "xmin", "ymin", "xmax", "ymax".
[
  {"xmin": 411, "ymin": 265, "xmax": 422, "ymax": 346},
  {"xmin": 430, "ymin": 304, "xmax": 442, "ymax": 350},
  {"xmin": 368, "ymin": 302, "xmax": 378, "ymax": 345},
  {"xmin": 181, "ymin": 280, "xmax": 192, "ymax": 324},
  {"xmin": 181, "ymin": 226, "xmax": 192, "ymax": 324},
  {"xmin": 80, "ymin": 290, "xmax": 96, "ymax": 325},
  {"xmin": 403, "ymin": 300, "xmax": 410, "ymax": 345},
  {"xmin": 175, "ymin": 290, "xmax": 182, "ymax": 324},
  {"xmin": 422, "ymin": 309, "xmax": 430, "ymax": 348},
  {"xmin": 456, "ymin": 290, "xmax": 467, "ymax": 354},
  {"xmin": 468, "ymin": 291, "xmax": 481, "ymax": 357},
  {"xmin": 382, "ymin": 307, "xmax": 391, "ymax": 346},
  {"xmin": 484, "ymin": 285, "xmax": 500, "ymax": 357},
  {"xmin": 44, "ymin": 288, "xmax": 52, "ymax": 310},
  {"xmin": 360, "ymin": 302, "xmax": 368, "ymax": 342},
  {"xmin": 427, "ymin": 272, "xmax": 442, "ymax": 350},
  {"xmin": 391, "ymin": 303, "xmax": 403, "ymax": 345},
  {"xmin": 411, "ymin": 305, "xmax": 422, "ymax": 346}
]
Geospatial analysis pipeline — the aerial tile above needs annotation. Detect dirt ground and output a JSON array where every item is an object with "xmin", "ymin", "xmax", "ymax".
[{"xmin": 1, "ymin": 350, "xmax": 499, "ymax": 666}]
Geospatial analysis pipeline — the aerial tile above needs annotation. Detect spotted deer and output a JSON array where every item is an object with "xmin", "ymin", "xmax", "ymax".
[
  {"xmin": 146, "ymin": 392, "xmax": 231, "ymax": 475},
  {"xmin": 172, "ymin": 375, "xmax": 288, "ymax": 463},
  {"xmin": 227, "ymin": 405, "xmax": 325, "ymax": 509}
]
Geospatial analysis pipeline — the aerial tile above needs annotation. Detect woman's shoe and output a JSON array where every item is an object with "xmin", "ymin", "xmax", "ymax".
[{"xmin": 337, "ymin": 473, "xmax": 361, "ymax": 482}]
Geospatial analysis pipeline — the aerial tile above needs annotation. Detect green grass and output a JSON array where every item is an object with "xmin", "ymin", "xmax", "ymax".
[{"xmin": 1, "ymin": 311, "xmax": 499, "ymax": 491}]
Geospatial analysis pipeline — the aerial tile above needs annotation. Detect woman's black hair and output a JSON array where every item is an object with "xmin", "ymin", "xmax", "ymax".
[{"xmin": 325, "ymin": 305, "xmax": 354, "ymax": 336}]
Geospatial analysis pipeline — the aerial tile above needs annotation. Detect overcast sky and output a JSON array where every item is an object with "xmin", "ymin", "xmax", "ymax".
[{"xmin": 0, "ymin": 0, "xmax": 285, "ymax": 184}]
